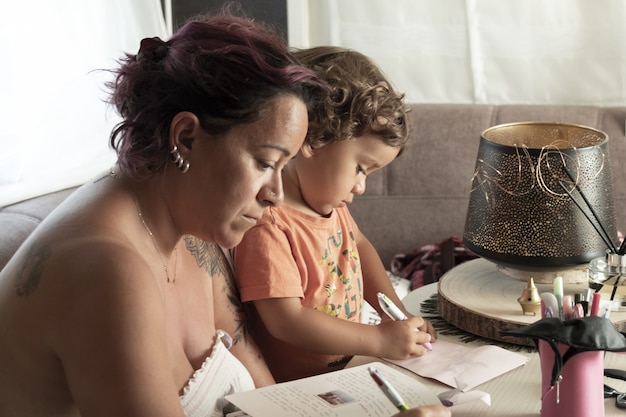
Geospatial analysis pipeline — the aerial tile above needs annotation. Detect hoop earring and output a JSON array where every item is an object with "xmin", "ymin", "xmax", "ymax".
[{"xmin": 170, "ymin": 145, "xmax": 190, "ymax": 173}]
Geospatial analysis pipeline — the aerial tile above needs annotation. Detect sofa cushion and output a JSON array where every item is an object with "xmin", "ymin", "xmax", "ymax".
[
  {"xmin": 2, "ymin": 104, "xmax": 625, "ymax": 273},
  {"xmin": 0, "ymin": 188, "xmax": 76, "ymax": 271}
]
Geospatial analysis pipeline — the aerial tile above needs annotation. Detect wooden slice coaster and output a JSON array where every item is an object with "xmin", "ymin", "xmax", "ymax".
[{"xmin": 437, "ymin": 258, "xmax": 626, "ymax": 346}]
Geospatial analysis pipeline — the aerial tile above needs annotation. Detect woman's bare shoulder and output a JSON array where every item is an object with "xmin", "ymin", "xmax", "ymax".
[
  {"xmin": 0, "ymin": 226, "xmax": 170, "ymax": 414},
  {"xmin": 1, "ymin": 180, "xmax": 164, "ymax": 337},
  {"xmin": 6, "ymin": 229, "xmax": 162, "ymax": 323}
]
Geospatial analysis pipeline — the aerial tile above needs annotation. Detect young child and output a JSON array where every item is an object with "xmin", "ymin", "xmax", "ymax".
[{"xmin": 234, "ymin": 46, "xmax": 435, "ymax": 382}]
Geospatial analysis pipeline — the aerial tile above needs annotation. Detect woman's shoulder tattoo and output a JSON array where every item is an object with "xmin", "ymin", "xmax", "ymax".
[
  {"xmin": 15, "ymin": 244, "xmax": 51, "ymax": 297},
  {"xmin": 183, "ymin": 235, "xmax": 229, "ymax": 278}
]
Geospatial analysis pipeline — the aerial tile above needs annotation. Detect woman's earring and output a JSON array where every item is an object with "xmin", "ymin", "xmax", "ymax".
[{"xmin": 170, "ymin": 145, "xmax": 190, "ymax": 173}]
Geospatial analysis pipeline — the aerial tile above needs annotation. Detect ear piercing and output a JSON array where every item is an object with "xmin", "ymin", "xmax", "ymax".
[{"xmin": 170, "ymin": 145, "xmax": 190, "ymax": 173}]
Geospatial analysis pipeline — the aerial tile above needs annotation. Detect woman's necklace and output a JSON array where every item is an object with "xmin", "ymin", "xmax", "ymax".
[
  {"xmin": 109, "ymin": 168, "xmax": 177, "ymax": 284},
  {"xmin": 134, "ymin": 196, "xmax": 177, "ymax": 284}
]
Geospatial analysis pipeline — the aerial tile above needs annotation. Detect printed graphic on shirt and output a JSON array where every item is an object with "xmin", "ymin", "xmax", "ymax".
[{"xmin": 316, "ymin": 230, "xmax": 363, "ymax": 321}]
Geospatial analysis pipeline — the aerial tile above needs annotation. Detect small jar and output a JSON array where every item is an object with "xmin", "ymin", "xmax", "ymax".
[{"xmin": 588, "ymin": 252, "xmax": 626, "ymax": 286}]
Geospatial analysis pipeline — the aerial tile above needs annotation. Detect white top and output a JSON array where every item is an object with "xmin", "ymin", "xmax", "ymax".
[{"xmin": 180, "ymin": 330, "xmax": 255, "ymax": 417}]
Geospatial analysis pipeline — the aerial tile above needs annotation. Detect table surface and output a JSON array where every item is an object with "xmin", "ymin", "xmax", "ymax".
[{"xmin": 353, "ymin": 282, "xmax": 626, "ymax": 417}]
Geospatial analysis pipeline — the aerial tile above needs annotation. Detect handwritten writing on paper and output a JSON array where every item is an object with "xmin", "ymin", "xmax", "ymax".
[
  {"xmin": 226, "ymin": 362, "xmax": 440, "ymax": 417},
  {"xmin": 389, "ymin": 339, "xmax": 529, "ymax": 391}
]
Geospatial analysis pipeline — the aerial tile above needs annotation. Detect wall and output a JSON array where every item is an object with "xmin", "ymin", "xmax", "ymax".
[
  {"xmin": 171, "ymin": 0, "xmax": 287, "ymax": 35},
  {"xmin": 292, "ymin": 0, "xmax": 626, "ymax": 106}
]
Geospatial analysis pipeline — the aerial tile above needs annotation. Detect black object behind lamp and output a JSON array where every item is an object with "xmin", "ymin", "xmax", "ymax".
[{"xmin": 463, "ymin": 122, "xmax": 616, "ymax": 275}]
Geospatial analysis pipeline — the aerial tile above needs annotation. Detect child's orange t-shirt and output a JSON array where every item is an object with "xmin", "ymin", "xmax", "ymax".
[{"xmin": 235, "ymin": 204, "xmax": 364, "ymax": 382}]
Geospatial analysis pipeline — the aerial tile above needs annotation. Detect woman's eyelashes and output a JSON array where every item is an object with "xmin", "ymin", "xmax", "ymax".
[{"xmin": 257, "ymin": 160, "xmax": 276, "ymax": 171}]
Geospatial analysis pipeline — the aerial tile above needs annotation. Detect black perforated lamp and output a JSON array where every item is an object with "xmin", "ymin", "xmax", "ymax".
[{"xmin": 463, "ymin": 122, "xmax": 617, "ymax": 273}]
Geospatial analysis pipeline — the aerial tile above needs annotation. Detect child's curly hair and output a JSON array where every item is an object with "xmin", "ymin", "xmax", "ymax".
[{"xmin": 294, "ymin": 46, "xmax": 410, "ymax": 154}]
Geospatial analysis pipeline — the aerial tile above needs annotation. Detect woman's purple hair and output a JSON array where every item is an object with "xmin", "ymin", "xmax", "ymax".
[{"xmin": 107, "ymin": 11, "xmax": 325, "ymax": 178}]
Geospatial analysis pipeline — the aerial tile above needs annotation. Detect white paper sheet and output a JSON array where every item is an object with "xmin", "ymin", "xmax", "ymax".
[
  {"xmin": 389, "ymin": 339, "xmax": 529, "ymax": 392},
  {"xmin": 225, "ymin": 362, "xmax": 440, "ymax": 417}
]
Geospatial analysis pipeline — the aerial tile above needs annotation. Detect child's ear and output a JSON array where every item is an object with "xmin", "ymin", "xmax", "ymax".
[{"xmin": 300, "ymin": 142, "xmax": 316, "ymax": 158}]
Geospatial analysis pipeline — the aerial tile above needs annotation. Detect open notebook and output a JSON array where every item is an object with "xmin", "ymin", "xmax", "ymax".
[{"xmin": 225, "ymin": 362, "xmax": 440, "ymax": 417}]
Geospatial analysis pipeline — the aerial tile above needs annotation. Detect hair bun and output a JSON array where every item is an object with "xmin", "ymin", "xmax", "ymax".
[{"xmin": 137, "ymin": 37, "xmax": 169, "ymax": 62}]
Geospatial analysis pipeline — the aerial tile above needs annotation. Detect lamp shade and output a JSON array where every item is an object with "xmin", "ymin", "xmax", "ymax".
[{"xmin": 463, "ymin": 122, "xmax": 616, "ymax": 269}]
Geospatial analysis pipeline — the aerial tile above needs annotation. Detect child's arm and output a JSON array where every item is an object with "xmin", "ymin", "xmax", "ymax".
[
  {"xmin": 252, "ymin": 296, "xmax": 431, "ymax": 359},
  {"xmin": 357, "ymin": 233, "xmax": 436, "ymax": 339}
]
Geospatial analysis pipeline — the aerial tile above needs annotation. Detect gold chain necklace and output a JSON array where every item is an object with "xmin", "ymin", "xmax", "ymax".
[
  {"xmin": 109, "ymin": 168, "xmax": 177, "ymax": 283},
  {"xmin": 134, "ymin": 197, "xmax": 177, "ymax": 284}
]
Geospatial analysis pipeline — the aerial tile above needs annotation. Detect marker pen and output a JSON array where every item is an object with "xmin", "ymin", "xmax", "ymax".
[
  {"xmin": 540, "ymin": 292, "xmax": 558, "ymax": 319},
  {"xmin": 553, "ymin": 276, "xmax": 564, "ymax": 320},
  {"xmin": 368, "ymin": 366, "xmax": 410, "ymax": 412},
  {"xmin": 562, "ymin": 295, "xmax": 573, "ymax": 320},
  {"xmin": 377, "ymin": 292, "xmax": 432, "ymax": 351},
  {"xmin": 581, "ymin": 288, "xmax": 592, "ymax": 316},
  {"xmin": 591, "ymin": 292, "xmax": 602, "ymax": 317},
  {"xmin": 573, "ymin": 303, "xmax": 584, "ymax": 319}
]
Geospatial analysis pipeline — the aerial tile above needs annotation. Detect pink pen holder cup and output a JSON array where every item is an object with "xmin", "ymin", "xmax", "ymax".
[
  {"xmin": 538, "ymin": 339, "xmax": 604, "ymax": 417},
  {"xmin": 501, "ymin": 316, "xmax": 626, "ymax": 416}
]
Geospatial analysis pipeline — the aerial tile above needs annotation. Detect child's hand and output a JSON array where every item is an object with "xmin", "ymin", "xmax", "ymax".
[
  {"xmin": 383, "ymin": 308, "xmax": 437, "ymax": 344},
  {"xmin": 391, "ymin": 404, "xmax": 451, "ymax": 417},
  {"xmin": 377, "ymin": 316, "xmax": 433, "ymax": 358},
  {"xmin": 418, "ymin": 318, "xmax": 437, "ymax": 343}
]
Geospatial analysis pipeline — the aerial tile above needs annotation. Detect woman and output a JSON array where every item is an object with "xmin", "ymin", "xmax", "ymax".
[
  {"xmin": 0, "ymin": 10, "xmax": 319, "ymax": 417},
  {"xmin": 0, "ymin": 10, "xmax": 449, "ymax": 417}
]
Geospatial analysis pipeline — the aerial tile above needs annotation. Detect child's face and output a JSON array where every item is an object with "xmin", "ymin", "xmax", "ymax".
[{"xmin": 297, "ymin": 134, "xmax": 400, "ymax": 216}]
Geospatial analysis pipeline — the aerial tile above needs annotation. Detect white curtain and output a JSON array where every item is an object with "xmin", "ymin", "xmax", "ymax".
[
  {"xmin": 289, "ymin": 0, "xmax": 626, "ymax": 106},
  {"xmin": 0, "ymin": 0, "xmax": 169, "ymax": 207}
]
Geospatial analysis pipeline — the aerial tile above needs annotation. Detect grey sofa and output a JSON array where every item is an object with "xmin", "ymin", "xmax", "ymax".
[{"xmin": 2, "ymin": 104, "xmax": 626, "ymax": 273}]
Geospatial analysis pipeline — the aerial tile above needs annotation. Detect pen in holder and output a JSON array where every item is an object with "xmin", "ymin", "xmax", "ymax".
[{"xmin": 501, "ymin": 317, "xmax": 626, "ymax": 417}]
